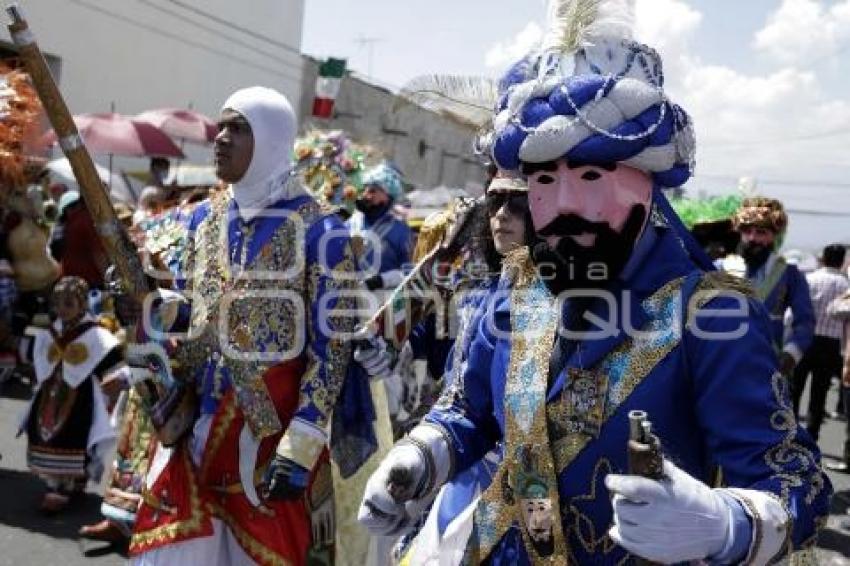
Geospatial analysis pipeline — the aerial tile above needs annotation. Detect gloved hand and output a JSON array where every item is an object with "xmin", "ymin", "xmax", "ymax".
[
  {"xmin": 263, "ymin": 454, "xmax": 310, "ymax": 501},
  {"xmin": 357, "ymin": 442, "xmax": 429, "ymax": 536},
  {"xmin": 353, "ymin": 335, "xmax": 391, "ymax": 381},
  {"xmin": 606, "ymin": 460, "xmax": 733, "ymax": 563}
]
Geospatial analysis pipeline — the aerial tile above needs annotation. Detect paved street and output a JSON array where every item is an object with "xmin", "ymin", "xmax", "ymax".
[{"xmin": 2, "ymin": 374, "xmax": 850, "ymax": 565}]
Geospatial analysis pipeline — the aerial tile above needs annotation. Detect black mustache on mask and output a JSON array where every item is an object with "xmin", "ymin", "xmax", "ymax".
[
  {"xmin": 531, "ymin": 205, "xmax": 647, "ymax": 296},
  {"xmin": 537, "ymin": 214, "xmax": 613, "ymax": 238}
]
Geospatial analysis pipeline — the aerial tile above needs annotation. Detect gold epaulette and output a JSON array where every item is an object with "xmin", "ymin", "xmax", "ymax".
[
  {"xmin": 699, "ymin": 270, "xmax": 756, "ymax": 298},
  {"xmin": 687, "ymin": 271, "xmax": 756, "ymax": 326},
  {"xmin": 501, "ymin": 246, "xmax": 535, "ymax": 288}
]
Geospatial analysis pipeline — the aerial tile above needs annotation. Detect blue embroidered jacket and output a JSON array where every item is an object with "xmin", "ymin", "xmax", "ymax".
[
  {"xmin": 424, "ymin": 222, "xmax": 830, "ymax": 564},
  {"xmin": 747, "ymin": 253, "xmax": 814, "ymax": 362},
  {"xmin": 347, "ymin": 208, "xmax": 412, "ymax": 287},
  {"xmin": 177, "ymin": 190, "xmax": 357, "ymax": 469}
]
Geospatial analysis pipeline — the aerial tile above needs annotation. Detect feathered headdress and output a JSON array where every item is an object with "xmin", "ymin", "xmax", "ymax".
[
  {"xmin": 733, "ymin": 197, "xmax": 788, "ymax": 234},
  {"xmin": 292, "ymin": 129, "xmax": 381, "ymax": 214},
  {"xmin": 0, "ymin": 66, "xmax": 44, "ymax": 192},
  {"xmin": 487, "ymin": 0, "xmax": 695, "ymax": 189}
]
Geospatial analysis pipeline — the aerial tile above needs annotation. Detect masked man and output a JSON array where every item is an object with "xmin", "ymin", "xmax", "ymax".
[
  {"xmin": 347, "ymin": 163, "xmax": 413, "ymax": 291},
  {"xmin": 726, "ymin": 197, "xmax": 814, "ymax": 377},
  {"xmin": 129, "ymin": 87, "xmax": 358, "ymax": 566},
  {"xmin": 359, "ymin": 2, "xmax": 829, "ymax": 564}
]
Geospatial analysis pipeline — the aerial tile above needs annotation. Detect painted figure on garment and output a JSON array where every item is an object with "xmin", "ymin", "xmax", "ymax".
[
  {"xmin": 18, "ymin": 276, "xmax": 128, "ymax": 513},
  {"xmin": 359, "ymin": 1, "xmax": 831, "ymax": 564},
  {"xmin": 724, "ymin": 196, "xmax": 815, "ymax": 376},
  {"xmin": 127, "ymin": 86, "xmax": 359, "ymax": 566},
  {"xmin": 347, "ymin": 162, "xmax": 414, "ymax": 292}
]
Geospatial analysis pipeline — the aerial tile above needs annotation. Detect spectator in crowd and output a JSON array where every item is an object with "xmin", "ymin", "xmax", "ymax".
[
  {"xmin": 727, "ymin": 197, "xmax": 815, "ymax": 378},
  {"xmin": 792, "ymin": 244, "xmax": 849, "ymax": 439},
  {"xmin": 347, "ymin": 162, "xmax": 413, "ymax": 291},
  {"xmin": 826, "ymin": 287, "xmax": 850, "ymax": 472},
  {"xmin": 49, "ymin": 191, "xmax": 108, "ymax": 290}
]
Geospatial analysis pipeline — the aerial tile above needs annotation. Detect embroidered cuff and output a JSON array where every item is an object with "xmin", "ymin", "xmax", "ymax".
[
  {"xmin": 276, "ymin": 417, "xmax": 327, "ymax": 470},
  {"xmin": 708, "ymin": 491, "xmax": 753, "ymax": 564},
  {"xmin": 721, "ymin": 488, "xmax": 791, "ymax": 565},
  {"xmin": 409, "ymin": 422, "xmax": 454, "ymax": 489}
]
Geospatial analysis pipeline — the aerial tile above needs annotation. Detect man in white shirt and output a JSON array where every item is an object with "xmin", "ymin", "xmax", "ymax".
[{"xmin": 792, "ymin": 243, "xmax": 849, "ymax": 440}]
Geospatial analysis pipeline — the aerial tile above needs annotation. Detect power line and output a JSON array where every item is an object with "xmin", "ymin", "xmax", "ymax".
[
  {"xmin": 694, "ymin": 172, "xmax": 850, "ymax": 189},
  {"xmin": 701, "ymin": 125, "xmax": 850, "ymax": 150},
  {"xmin": 784, "ymin": 208, "xmax": 850, "ymax": 217},
  {"xmin": 68, "ymin": 0, "xmax": 302, "ymax": 84},
  {"xmin": 139, "ymin": 0, "xmax": 303, "ymax": 68},
  {"xmin": 166, "ymin": 0, "xmax": 302, "ymax": 56}
]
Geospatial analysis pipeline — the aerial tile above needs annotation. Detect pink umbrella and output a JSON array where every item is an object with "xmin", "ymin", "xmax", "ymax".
[
  {"xmin": 135, "ymin": 108, "xmax": 218, "ymax": 145},
  {"xmin": 41, "ymin": 113, "xmax": 185, "ymax": 158}
]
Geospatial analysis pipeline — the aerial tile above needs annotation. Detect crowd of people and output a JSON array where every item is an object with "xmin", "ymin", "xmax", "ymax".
[{"xmin": 2, "ymin": 1, "xmax": 850, "ymax": 565}]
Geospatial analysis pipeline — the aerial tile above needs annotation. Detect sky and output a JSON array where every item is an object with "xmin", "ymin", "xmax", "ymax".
[{"xmin": 303, "ymin": 0, "xmax": 850, "ymax": 251}]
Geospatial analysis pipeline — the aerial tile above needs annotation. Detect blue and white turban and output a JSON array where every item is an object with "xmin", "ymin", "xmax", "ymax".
[
  {"xmin": 486, "ymin": 38, "xmax": 695, "ymax": 189},
  {"xmin": 362, "ymin": 162, "xmax": 404, "ymax": 201}
]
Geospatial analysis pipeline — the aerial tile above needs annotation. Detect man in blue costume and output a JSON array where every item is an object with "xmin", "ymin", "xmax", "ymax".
[
  {"xmin": 359, "ymin": 1, "xmax": 830, "ymax": 564},
  {"xmin": 727, "ymin": 197, "xmax": 814, "ymax": 378},
  {"xmin": 347, "ymin": 163, "xmax": 413, "ymax": 292},
  {"xmin": 129, "ymin": 86, "xmax": 358, "ymax": 565}
]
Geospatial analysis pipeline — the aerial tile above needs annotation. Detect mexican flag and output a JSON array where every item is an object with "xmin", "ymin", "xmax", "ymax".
[{"xmin": 312, "ymin": 58, "xmax": 347, "ymax": 119}]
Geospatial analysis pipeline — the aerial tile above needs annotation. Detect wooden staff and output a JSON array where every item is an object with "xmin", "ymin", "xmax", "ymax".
[{"xmin": 6, "ymin": 5, "xmax": 150, "ymax": 300}]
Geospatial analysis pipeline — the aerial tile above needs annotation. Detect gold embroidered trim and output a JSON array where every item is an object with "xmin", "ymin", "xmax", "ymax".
[
  {"xmin": 200, "ymin": 393, "xmax": 239, "ymax": 482},
  {"xmin": 567, "ymin": 459, "xmax": 619, "ymax": 557},
  {"xmin": 476, "ymin": 251, "xmax": 569, "ymax": 564},
  {"xmin": 276, "ymin": 420, "xmax": 326, "ymax": 470},
  {"xmin": 209, "ymin": 501, "xmax": 292, "ymax": 566},
  {"xmin": 130, "ymin": 449, "xmax": 208, "ymax": 549},
  {"xmin": 764, "ymin": 372, "xmax": 825, "ymax": 506}
]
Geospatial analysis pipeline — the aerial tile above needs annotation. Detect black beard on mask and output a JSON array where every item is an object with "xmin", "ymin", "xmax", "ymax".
[
  {"xmin": 530, "ymin": 205, "xmax": 647, "ymax": 297},
  {"xmin": 738, "ymin": 240, "xmax": 772, "ymax": 271}
]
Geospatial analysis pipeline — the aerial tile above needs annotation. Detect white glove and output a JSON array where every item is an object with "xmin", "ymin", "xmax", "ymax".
[
  {"xmin": 353, "ymin": 335, "xmax": 391, "ymax": 381},
  {"xmin": 357, "ymin": 443, "xmax": 428, "ymax": 536},
  {"xmin": 606, "ymin": 460, "xmax": 733, "ymax": 564}
]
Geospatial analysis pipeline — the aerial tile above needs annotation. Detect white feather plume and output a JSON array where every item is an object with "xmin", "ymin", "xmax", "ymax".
[
  {"xmin": 541, "ymin": 0, "xmax": 635, "ymax": 54},
  {"xmin": 394, "ymin": 75, "xmax": 500, "ymax": 128}
]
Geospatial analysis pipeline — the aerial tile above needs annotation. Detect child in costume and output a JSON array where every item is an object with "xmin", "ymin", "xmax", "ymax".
[{"xmin": 18, "ymin": 276, "xmax": 128, "ymax": 512}]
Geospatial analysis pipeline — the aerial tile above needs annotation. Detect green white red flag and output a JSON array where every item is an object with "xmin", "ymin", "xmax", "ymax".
[{"xmin": 312, "ymin": 58, "xmax": 346, "ymax": 119}]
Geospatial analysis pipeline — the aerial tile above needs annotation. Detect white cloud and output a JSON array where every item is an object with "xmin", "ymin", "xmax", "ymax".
[
  {"xmin": 634, "ymin": 0, "xmax": 702, "ymax": 53},
  {"xmin": 484, "ymin": 22, "xmax": 543, "ymax": 69},
  {"xmin": 480, "ymin": 0, "xmax": 850, "ymax": 193},
  {"xmin": 753, "ymin": 0, "xmax": 850, "ymax": 64}
]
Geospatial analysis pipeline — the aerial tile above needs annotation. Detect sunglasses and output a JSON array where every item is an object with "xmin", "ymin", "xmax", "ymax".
[{"xmin": 486, "ymin": 192, "xmax": 529, "ymax": 216}]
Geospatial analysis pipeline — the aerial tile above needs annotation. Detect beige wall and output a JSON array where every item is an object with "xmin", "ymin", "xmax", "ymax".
[
  {"xmin": 2, "ymin": 0, "xmax": 305, "ymax": 146},
  {"xmin": 299, "ymin": 57, "xmax": 487, "ymax": 193}
]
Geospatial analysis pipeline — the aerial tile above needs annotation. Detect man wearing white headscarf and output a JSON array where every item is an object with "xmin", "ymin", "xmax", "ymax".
[{"xmin": 128, "ymin": 86, "xmax": 359, "ymax": 566}]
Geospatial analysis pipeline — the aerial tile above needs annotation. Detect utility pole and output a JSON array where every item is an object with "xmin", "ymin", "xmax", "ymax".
[{"xmin": 354, "ymin": 36, "xmax": 384, "ymax": 79}]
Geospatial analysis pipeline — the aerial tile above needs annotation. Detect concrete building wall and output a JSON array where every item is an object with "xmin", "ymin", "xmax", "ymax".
[
  {"xmin": 3, "ymin": 3, "xmax": 486, "ymax": 192},
  {"xmin": 299, "ymin": 57, "xmax": 487, "ymax": 193},
  {"xmin": 1, "ymin": 0, "xmax": 305, "ymax": 132}
]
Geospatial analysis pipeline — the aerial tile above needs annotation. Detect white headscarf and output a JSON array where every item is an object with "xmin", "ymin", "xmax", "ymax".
[{"xmin": 221, "ymin": 86, "xmax": 303, "ymax": 220}]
